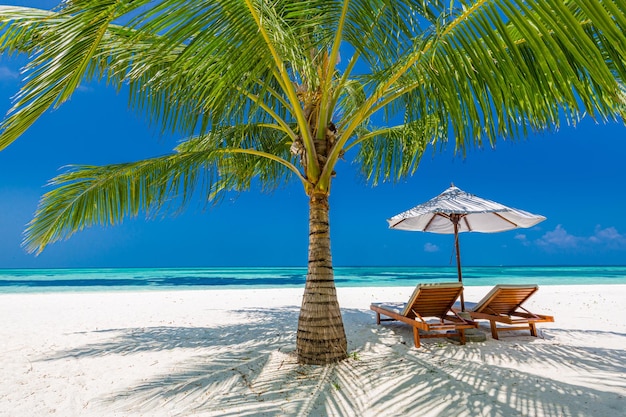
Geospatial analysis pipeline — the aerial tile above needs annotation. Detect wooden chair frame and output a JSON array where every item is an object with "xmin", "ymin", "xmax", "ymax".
[
  {"xmin": 458, "ymin": 285, "xmax": 554, "ymax": 340},
  {"xmin": 370, "ymin": 283, "xmax": 477, "ymax": 348}
]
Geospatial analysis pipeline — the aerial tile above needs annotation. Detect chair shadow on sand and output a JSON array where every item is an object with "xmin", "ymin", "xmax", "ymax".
[{"xmin": 40, "ymin": 307, "xmax": 626, "ymax": 417}]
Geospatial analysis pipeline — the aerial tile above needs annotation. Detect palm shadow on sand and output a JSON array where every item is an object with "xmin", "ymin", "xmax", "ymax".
[{"xmin": 41, "ymin": 307, "xmax": 626, "ymax": 416}]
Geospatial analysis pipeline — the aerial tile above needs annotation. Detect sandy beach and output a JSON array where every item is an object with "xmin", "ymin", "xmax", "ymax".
[{"xmin": 1, "ymin": 284, "xmax": 624, "ymax": 416}]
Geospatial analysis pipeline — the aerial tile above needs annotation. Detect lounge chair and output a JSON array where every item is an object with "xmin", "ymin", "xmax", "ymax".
[
  {"xmin": 370, "ymin": 282, "xmax": 477, "ymax": 347},
  {"xmin": 457, "ymin": 284, "xmax": 554, "ymax": 340}
]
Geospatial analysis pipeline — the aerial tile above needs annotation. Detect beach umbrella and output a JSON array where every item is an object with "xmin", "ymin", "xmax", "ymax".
[{"xmin": 387, "ymin": 184, "xmax": 546, "ymax": 310}]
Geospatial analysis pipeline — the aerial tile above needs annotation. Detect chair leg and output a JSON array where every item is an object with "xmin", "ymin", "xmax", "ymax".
[
  {"xmin": 376, "ymin": 312, "xmax": 380, "ymax": 325},
  {"xmin": 490, "ymin": 320, "xmax": 499, "ymax": 340},
  {"xmin": 459, "ymin": 329, "xmax": 466, "ymax": 345},
  {"xmin": 529, "ymin": 322, "xmax": 538, "ymax": 337},
  {"xmin": 412, "ymin": 327, "xmax": 421, "ymax": 348}
]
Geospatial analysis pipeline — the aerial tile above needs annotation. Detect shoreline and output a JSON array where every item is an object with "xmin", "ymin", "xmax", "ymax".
[
  {"xmin": 2, "ymin": 280, "xmax": 626, "ymax": 297},
  {"xmin": 3, "ymin": 280, "xmax": 626, "ymax": 296},
  {"xmin": 1, "ymin": 285, "xmax": 625, "ymax": 416}
]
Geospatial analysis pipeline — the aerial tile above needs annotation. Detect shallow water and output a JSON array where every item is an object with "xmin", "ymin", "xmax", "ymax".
[{"xmin": 1, "ymin": 265, "xmax": 625, "ymax": 294}]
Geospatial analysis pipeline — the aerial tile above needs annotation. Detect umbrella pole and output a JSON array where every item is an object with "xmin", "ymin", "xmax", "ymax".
[{"xmin": 452, "ymin": 216, "xmax": 465, "ymax": 311}]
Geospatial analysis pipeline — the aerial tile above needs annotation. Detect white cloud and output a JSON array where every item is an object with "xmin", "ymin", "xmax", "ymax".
[
  {"xmin": 536, "ymin": 225, "xmax": 580, "ymax": 249},
  {"xmin": 514, "ymin": 233, "xmax": 530, "ymax": 246},
  {"xmin": 536, "ymin": 224, "xmax": 626, "ymax": 251},
  {"xmin": 589, "ymin": 225, "xmax": 626, "ymax": 248},
  {"xmin": 76, "ymin": 84, "xmax": 93, "ymax": 93},
  {"xmin": 0, "ymin": 66, "xmax": 19, "ymax": 81},
  {"xmin": 424, "ymin": 242, "xmax": 439, "ymax": 253}
]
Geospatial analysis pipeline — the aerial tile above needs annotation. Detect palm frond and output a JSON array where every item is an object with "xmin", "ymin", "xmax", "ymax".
[
  {"xmin": 24, "ymin": 137, "xmax": 296, "ymax": 254},
  {"xmin": 24, "ymin": 156, "xmax": 187, "ymax": 255},
  {"xmin": 0, "ymin": 2, "xmax": 151, "ymax": 150},
  {"xmin": 176, "ymin": 123, "xmax": 302, "ymax": 187},
  {"xmin": 354, "ymin": 116, "xmax": 443, "ymax": 185},
  {"xmin": 346, "ymin": 0, "xmax": 626, "ymax": 157}
]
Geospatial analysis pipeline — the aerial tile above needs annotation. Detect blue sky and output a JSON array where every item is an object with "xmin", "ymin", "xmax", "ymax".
[{"xmin": 1, "ymin": 4, "xmax": 625, "ymax": 269}]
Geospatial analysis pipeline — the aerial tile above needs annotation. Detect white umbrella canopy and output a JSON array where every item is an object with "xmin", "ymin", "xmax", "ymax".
[
  {"xmin": 388, "ymin": 184, "xmax": 546, "ymax": 310},
  {"xmin": 388, "ymin": 185, "xmax": 546, "ymax": 233}
]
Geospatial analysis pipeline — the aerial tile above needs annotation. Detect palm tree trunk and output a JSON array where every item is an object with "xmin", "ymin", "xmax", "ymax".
[{"xmin": 296, "ymin": 192, "xmax": 348, "ymax": 365}]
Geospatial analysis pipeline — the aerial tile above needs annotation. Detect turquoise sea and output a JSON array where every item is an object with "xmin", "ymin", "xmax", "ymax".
[{"xmin": 1, "ymin": 266, "xmax": 625, "ymax": 294}]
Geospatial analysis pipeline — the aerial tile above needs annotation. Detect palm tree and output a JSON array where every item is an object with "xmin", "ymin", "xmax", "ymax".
[{"xmin": 0, "ymin": 1, "xmax": 624, "ymax": 365}]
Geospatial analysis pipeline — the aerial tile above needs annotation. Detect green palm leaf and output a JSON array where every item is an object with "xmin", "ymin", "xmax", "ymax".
[{"xmin": 25, "ymin": 127, "xmax": 297, "ymax": 254}]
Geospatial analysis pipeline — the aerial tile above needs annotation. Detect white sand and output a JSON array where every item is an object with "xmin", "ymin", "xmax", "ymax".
[{"xmin": 1, "ymin": 285, "xmax": 625, "ymax": 417}]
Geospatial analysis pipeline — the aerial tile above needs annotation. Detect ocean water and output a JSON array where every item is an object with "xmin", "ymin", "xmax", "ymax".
[{"xmin": 0, "ymin": 266, "xmax": 625, "ymax": 294}]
